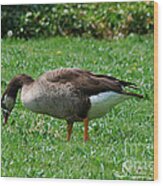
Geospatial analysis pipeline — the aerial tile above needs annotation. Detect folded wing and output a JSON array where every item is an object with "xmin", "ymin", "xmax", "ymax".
[{"xmin": 44, "ymin": 68, "xmax": 143, "ymax": 98}]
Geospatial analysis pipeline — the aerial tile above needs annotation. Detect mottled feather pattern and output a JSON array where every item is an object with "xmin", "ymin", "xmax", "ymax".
[
  {"xmin": 42, "ymin": 68, "xmax": 142, "ymax": 97},
  {"xmin": 42, "ymin": 68, "xmax": 123, "ymax": 95}
]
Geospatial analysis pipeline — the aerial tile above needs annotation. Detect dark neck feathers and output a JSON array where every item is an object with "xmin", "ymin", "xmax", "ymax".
[{"xmin": 4, "ymin": 74, "xmax": 34, "ymax": 99}]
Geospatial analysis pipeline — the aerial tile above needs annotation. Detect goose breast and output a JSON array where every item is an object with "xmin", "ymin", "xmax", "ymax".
[{"xmin": 21, "ymin": 79, "xmax": 90, "ymax": 121}]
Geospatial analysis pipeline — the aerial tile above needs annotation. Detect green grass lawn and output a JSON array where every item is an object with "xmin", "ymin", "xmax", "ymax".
[{"xmin": 1, "ymin": 35, "xmax": 154, "ymax": 180}]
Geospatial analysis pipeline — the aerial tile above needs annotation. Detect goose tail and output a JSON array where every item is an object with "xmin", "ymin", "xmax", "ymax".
[
  {"xmin": 121, "ymin": 91, "xmax": 144, "ymax": 99},
  {"xmin": 118, "ymin": 80, "xmax": 143, "ymax": 99}
]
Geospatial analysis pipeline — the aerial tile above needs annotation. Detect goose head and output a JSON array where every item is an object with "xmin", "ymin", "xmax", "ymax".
[
  {"xmin": 1, "ymin": 74, "xmax": 34, "ymax": 124},
  {"xmin": 1, "ymin": 93, "xmax": 15, "ymax": 124}
]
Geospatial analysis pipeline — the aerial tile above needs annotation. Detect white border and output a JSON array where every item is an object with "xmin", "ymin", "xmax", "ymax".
[{"xmin": 1, "ymin": 0, "xmax": 162, "ymax": 186}]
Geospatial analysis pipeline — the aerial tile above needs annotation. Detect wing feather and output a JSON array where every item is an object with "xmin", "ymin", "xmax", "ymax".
[{"xmin": 43, "ymin": 68, "xmax": 143, "ymax": 98}]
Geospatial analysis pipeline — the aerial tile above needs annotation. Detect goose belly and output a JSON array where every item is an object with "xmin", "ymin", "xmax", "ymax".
[{"xmin": 88, "ymin": 91, "xmax": 129, "ymax": 119}]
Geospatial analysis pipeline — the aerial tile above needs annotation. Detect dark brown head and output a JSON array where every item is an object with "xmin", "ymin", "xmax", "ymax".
[{"xmin": 1, "ymin": 74, "xmax": 34, "ymax": 124}]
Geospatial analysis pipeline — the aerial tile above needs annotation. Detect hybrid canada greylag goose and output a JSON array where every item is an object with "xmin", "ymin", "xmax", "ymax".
[{"xmin": 1, "ymin": 68, "xmax": 143, "ymax": 141}]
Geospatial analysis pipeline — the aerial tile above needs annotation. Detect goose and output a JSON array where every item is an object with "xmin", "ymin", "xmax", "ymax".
[{"xmin": 1, "ymin": 68, "xmax": 143, "ymax": 141}]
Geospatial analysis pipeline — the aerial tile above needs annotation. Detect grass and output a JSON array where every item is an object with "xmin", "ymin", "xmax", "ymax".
[{"xmin": 1, "ymin": 35, "xmax": 154, "ymax": 180}]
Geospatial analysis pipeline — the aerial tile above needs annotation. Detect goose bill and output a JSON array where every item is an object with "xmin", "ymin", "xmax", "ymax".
[{"xmin": 2, "ymin": 109, "xmax": 10, "ymax": 124}]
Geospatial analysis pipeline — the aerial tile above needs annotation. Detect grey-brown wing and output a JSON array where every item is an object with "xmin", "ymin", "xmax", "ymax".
[{"xmin": 43, "ymin": 68, "xmax": 126, "ymax": 96}]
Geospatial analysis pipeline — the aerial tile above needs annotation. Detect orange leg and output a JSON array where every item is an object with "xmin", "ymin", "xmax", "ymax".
[
  {"xmin": 83, "ymin": 118, "xmax": 89, "ymax": 142},
  {"xmin": 67, "ymin": 123, "xmax": 73, "ymax": 141}
]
